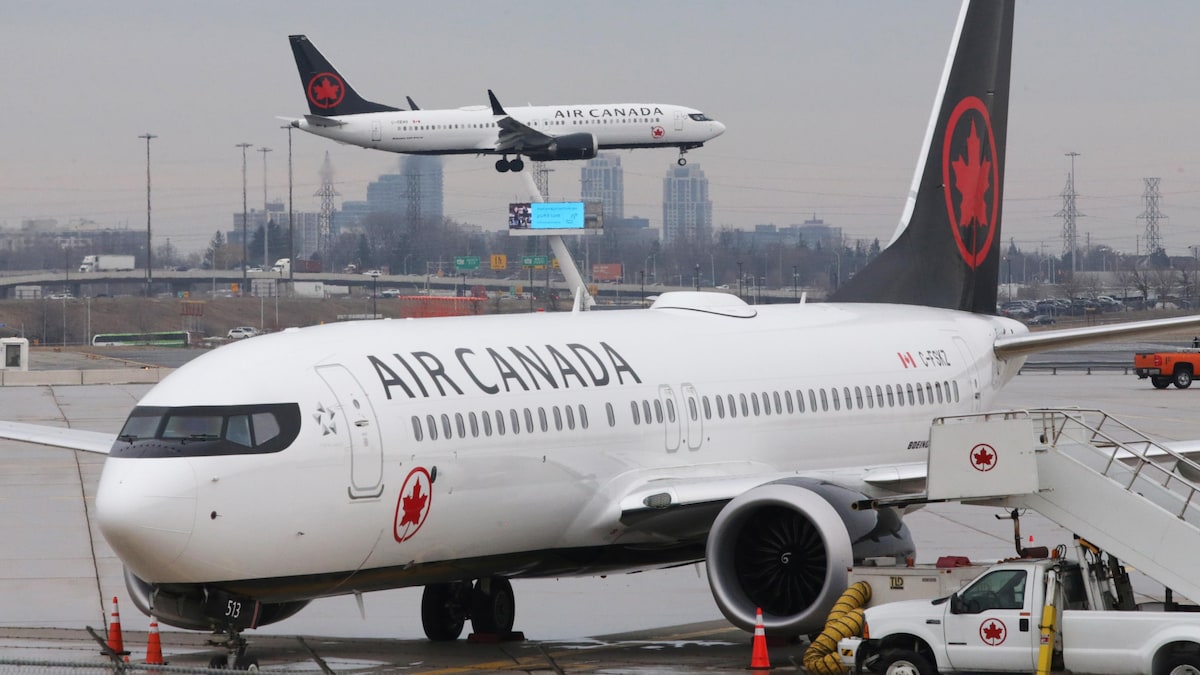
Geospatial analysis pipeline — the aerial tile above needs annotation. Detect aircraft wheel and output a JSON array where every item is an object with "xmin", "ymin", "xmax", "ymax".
[
  {"xmin": 677, "ymin": 157, "xmax": 687, "ymax": 166},
  {"xmin": 495, "ymin": 158, "xmax": 510, "ymax": 173},
  {"xmin": 877, "ymin": 648, "xmax": 936, "ymax": 675},
  {"xmin": 209, "ymin": 655, "xmax": 229, "ymax": 669},
  {"xmin": 1174, "ymin": 369, "xmax": 1193, "ymax": 389},
  {"xmin": 1151, "ymin": 376, "xmax": 1171, "ymax": 389},
  {"xmin": 510, "ymin": 158, "xmax": 525, "ymax": 172},
  {"xmin": 421, "ymin": 581, "xmax": 470, "ymax": 641},
  {"xmin": 470, "ymin": 577, "xmax": 515, "ymax": 635},
  {"xmin": 235, "ymin": 656, "xmax": 260, "ymax": 671}
]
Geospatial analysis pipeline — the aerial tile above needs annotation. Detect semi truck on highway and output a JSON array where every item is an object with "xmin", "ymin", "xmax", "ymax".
[{"xmin": 78, "ymin": 255, "xmax": 135, "ymax": 273}]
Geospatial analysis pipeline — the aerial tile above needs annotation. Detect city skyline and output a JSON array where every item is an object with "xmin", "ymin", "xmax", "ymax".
[{"xmin": 1, "ymin": 1, "xmax": 1197, "ymax": 257}]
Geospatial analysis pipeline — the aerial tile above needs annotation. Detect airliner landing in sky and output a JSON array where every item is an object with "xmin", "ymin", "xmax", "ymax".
[
  {"xmin": 5, "ymin": 1, "xmax": 1200, "ymax": 669},
  {"xmin": 286, "ymin": 35, "xmax": 726, "ymax": 172}
]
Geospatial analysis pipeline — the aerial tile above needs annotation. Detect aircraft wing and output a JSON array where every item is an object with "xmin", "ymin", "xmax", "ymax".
[
  {"xmin": 617, "ymin": 462, "xmax": 928, "ymax": 541},
  {"xmin": 487, "ymin": 89, "xmax": 554, "ymax": 154},
  {"xmin": 0, "ymin": 421, "xmax": 114, "ymax": 455}
]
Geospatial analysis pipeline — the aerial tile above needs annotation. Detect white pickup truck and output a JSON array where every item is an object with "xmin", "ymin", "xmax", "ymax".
[{"xmin": 840, "ymin": 558, "xmax": 1200, "ymax": 675}]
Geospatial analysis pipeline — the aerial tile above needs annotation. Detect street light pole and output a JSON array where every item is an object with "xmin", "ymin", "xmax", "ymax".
[
  {"xmin": 737, "ymin": 261, "xmax": 743, "ymax": 299},
  {"xmin": 281, "ymin": 125, "xmax": 294, "ymax": 286},
  {"xmin": 793, "ymin": 264, "xmax": 798, "ymax": 301},
  {"xmin": 236, "ymin": 143, "xmax": 253, "ymax": 296},
  {"xmin": 138, "ymin": 133, "xmax": 156, "ymax": 297},
  {"xmin": 258, "ymin": 146, "xmax": 272, "ymax": 268},
  {"xmin": 369, "ymin": 270, "xmax": 379, "ymax": 319}
]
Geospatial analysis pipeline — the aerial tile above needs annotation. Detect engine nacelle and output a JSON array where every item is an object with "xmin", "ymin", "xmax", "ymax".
[
  {"xmin": 125, "ymin": 568, "xmax": 309, "ymax": 631},
  {"xmin": 705, "ymin": 479, "xmax": 914, "ymax": 636},
  {"xmin": 527, "ymin": 133, "xmax": 598, "ymax": 161}
]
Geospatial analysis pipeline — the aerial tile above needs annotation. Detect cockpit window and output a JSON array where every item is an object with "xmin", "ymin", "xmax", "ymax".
[
  {"xmin": 111, "ymin": 403, "xmax": 301, "ymax": 458},
  {"xmin": 688, "ymin": 113, "xmax": 712, "ymax": 122}
]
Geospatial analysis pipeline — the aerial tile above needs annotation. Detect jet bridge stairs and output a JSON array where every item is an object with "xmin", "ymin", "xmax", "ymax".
[{"xmin": 873, "ymin": 408, "xmax": 1200, "ymax": 605}]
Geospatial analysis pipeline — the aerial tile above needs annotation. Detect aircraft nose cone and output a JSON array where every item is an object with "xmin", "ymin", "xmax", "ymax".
[
  {"xmin": 96, "ymin": 458, "xmax": 197, "ymax": 580},
  {"xmin": 712, "ymin": 121, "xmax": 727, "ymax": 137}
]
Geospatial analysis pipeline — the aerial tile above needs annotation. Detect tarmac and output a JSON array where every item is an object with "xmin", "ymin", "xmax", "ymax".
[{"xmin": 0, "ymin": 345, "xmax": 1198, "ymax": 672}]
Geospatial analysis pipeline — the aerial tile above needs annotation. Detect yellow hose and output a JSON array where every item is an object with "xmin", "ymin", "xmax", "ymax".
[{"xmin": 803, "ymin": 581, "xmax": 872, "ymax": 675}]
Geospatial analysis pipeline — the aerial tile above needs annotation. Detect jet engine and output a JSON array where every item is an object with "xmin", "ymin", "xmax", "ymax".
[
  {"xmin": 527, "ymin": 133, "xmax": 598, "ymax": 161},
  {"xmin": 125, "ymin": 568, "xmax": 309, "ymax": 631},
  {"xmin": 705, "ymin": 478, "xmax": 914, "ymax": 636}
]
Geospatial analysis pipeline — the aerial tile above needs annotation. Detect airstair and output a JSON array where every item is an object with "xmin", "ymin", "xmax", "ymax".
[{"xmin": 914, "ymin": 409, "xmax": 1200, "ymax": 604}]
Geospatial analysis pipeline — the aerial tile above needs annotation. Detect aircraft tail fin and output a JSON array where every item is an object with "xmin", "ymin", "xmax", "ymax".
[
  {"xmin": 288, "ymin": 35, "xmax": 401, "ymax": 116},
  {"xmin": 830, "ymin": 0, "xmax": 1013, "ymax": 315}
]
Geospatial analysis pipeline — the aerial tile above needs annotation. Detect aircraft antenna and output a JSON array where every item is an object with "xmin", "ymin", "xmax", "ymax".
[{"xmin": 1137, "ymin": 177, "xmax": 1166, "ymax": 259}]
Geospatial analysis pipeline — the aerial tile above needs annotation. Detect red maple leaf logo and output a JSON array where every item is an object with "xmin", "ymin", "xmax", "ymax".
[
  {"xmin": 972, "ymin": 446, "xmax": 994, "ymax": 467},
  {"xmin": 400, "ymin": 481, "xmax": 427, "ymax": 527},
  {"xmin": 952, "ymin": 120, "xmax": 992, "ymax": 230},
  {"xmin": 312, "ymin": 77, "xmax": 340, "ymax": 103},
  {"xmin": 982, "ymin": 620, "xmax": 1005, "ymax": 643}
]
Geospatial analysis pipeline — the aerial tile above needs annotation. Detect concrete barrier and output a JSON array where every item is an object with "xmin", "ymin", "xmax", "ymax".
[{"xmin": 1, "ymin": 368, "xmax": 174, "ymax": 387}]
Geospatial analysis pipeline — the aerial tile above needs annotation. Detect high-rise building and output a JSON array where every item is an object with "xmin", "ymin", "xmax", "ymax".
[
  {"xmin": 581, "ymin": 154, "xmax": 624, "ymax": 222},
  {"xmin": 362, "ymin": 156, "xmax": 444, "ymax": 224},
  {"xmin": 662, "ymin": 164, "xmax": 712, "ymax": 244}
]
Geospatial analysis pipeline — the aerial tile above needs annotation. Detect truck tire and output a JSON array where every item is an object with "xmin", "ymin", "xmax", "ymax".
[
  {"xmin": 1157, "ymin": 653, "xmax": 1200, "ymax": 675},
  {"xmin": 1174, "ymin": 368, "xmax": 1193, "ymax": 389},
  {"xmin": 1152, "ymin": 376, "xmax": 1172, "ymax": 389},
  {"xmin": 876, "ymin": 649, "xmax": 936, "ymax": 675}
]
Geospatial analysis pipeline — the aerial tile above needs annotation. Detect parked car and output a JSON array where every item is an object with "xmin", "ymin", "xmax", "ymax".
[
  {"xmin": 226, "ymin": 327, "xmax": 259, "ymax": 339},
  {"xmin": 1028, "ymin": 314, "xmax": 1056, "ymax": 325}
]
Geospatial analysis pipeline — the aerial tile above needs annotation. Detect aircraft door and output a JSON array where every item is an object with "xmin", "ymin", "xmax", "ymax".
[
  {"xmin": 371, "ymin": 120, "xmax": 382, "ymax": 143},
  {"xmin": 316, "ymin": 364, "xmax": 385, "ymax": 500},
  {"xmin": 674, "ymin": 111, "xmax": 685, "ymax": 131},
  {"xmin": 952, "ymin": 336, "xmax": 982, "ymax": 411},
  {"xmin": 658, "ymin": 384, "xmax": 681, "ymax": 452},
  {"xmin": 682, "ymin": 383, "xmax": 703, "ymax": 451}
]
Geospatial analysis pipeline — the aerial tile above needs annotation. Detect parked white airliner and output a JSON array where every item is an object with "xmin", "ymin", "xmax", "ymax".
[
  {"xmin": 286, "ymin": 35, "xmax": 726, "ymax": 173},
  {"xmin": 3, "ymin": 1, "xmax": 1199, "ymax": 668}
]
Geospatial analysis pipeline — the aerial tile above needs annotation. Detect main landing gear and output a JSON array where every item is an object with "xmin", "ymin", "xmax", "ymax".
[
  {"xmin": 421, "ymin": 577, "xmax": 518, "ymax": 641},
  {"xmin": 677, "ymin": 147, "xmax": 690, "ymax": 166},
  {"xmin": 495, "ymin": 156, "xmax": 525, "ymax": 173},
  {"xmin": 207, "ymin": 625, "xmax": 259, "ymax": 671}
]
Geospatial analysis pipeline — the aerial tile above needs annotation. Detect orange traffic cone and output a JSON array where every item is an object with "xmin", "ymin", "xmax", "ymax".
[
  {"xmin": 749, "ymin": 607, "xmax": 771, "ymax": 670},
  {"xmin": 105, "ymin": 596, "xmax": 129, "ymax": 655},
  {"xmin": 145, "ymin": 617, "xmax": 164, "ymax": 665}
]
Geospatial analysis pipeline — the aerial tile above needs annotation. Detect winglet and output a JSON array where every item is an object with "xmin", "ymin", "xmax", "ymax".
[
  {"xmin": 487, "ymin": 89, "xmax": 506, "ymax": 116},
  {"xmin": 406, "ymin": 96, "xmax": 420, "ymax": 111}
]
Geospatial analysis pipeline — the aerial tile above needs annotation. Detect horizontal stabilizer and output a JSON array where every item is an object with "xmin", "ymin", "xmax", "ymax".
[
  {"xmin": 0, "ymin": 421, "xmax": 114, "ymax": 455},
  {"xmin": 304, "ymin": 114, "xmax": 347, "ymax": 128},
  {"xmin": 994, "ymin": 314, "xmax": 1200, "ymax": 360}
]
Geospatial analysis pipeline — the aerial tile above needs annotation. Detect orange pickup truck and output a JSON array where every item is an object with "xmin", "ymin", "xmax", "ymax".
[{"xmin": 1134, "ymin": 349, "xmax": 1200, "ymax": 389}]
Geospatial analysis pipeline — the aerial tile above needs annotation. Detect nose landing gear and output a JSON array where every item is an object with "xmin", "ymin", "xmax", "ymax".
[{"xmin": 207, "ymin": 625, "xmax": 259, "ymax": 671}]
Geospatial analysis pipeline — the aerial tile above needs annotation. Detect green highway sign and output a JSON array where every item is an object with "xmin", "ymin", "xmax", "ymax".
[
  {"xmin": 522, "ymin": 255, "xmax": 549, "ymax": 268},
  {"xmin": 454, "ymin": 255, "xmax": 481, "ymax": 270}
]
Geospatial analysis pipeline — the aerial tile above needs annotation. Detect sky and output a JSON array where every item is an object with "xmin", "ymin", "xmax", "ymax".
[{"xmin": 2, "ymin": 0, "xmax": 1198, "ymax": 258}]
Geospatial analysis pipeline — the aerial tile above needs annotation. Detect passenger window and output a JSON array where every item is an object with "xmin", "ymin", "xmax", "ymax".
[
  {"xmin": 524, "ymin": 408, "xmax": 534, "ymax": 434},
  {"xmin": 606, "ymin": 402, "xmax": 616, "ymax": 427},
  {"xmin": 906, "ymin": 384, "xmax": 915, "ymax": 406},
  {"xmin": 820, "ymin": 389, "xmax": 828, "ymax": 412},
  {"xmin": 495, "ymin": 410, "xmax": 505, "ymax": 435},
  {"xmin": 469, "ymin": 412, "xmax": 479, "ymax": 437},
  {"xmin": 716, "ymin": 395, "xmax": 726, "ymax": 418},
  {"xmin": 796, "ymin": 389, "xmax": 806, "ymax": 413},
  {"xmin": 441, "ymin": 413, "xmax": 452, "ymax": 439},
  {"xmin": 953, "ymin": 380, "xmax": 960, "ymax": 402},
  {"xmin": 842, "ymin": 387, "xmax": 852, "ymax": 410},
  {"xmin": 785, "ymin": 391, "xmax": 794, "ymax": 414},
  {"xmin": 654, "ymin": 399, "xmax": 664, "ymax": 423},
  {"xmin": 455, "ymin": 413, "xmax": 466, "ymax": 438},
  {"xmin": 427, "ymin": 414, "xmax": 439, "ymax": 441},
  {"xmin": 631, "ymin": 401, "xmax": 641, "ymax": 425},
  {"xmin": 702, "ymin": 396, "xmax": 711, "ymax": 420},
  {"xmin": 935, "ymin": 382, "xmax": 944, "ymax": 403},
  {"xmin": 774, "ymin": 391, "xmax": 783, "ymax": 414},
  {"xmin": 886, "ymin": 384, "xmax": 895, "ymax": 407},
  {"xmin": 739, "ymin": 393, "xmax": 749, "ymax": 417},
  {"xmin": 666, "ymin": 398, "xmax": 676, "ymax": 423},
  {"xmin": 579, "ymin": 404, "xmax": 588, "ymax": 429},
  {"xmin": 727, "ymin": 394, "xmax": 737, "ymax": 418},
  {"xmin": 875, "ymin": 385, "xmax": 884, "ymax": 407},
  {"xmin": 538, "ymin": 407, "xmax": 548, "ymax": 432},
  {"xmin": 411, "ymin": 416, "xmax": 423, "ymax": 442},
  {"xmin": 481, "ymin": 411, "xmax": 492, "ymax": 437},
  {"xmin": 751, "ymin": 392, "xmax": 761, "ymax": 416},
  {"xmin": 688, "ymin": 397, "xmax": 698, "ymax": 421},
  {"xmin": 565, "ymin": 405, "xmax": 575, "ymax": 430},
  {"xmin": 855, "ymin": 386, "xmax": 864, "ymax": 409},
  {"xmin": 643, "ymin": 400, "xmax": 653, "ymax": 422},
  {"xmin": 553, "ymin": 406, "xmax": 563, "ymax": 431},
  {"xmin": 865, "ymin": 386, "xmax": 874, "ymax": 409},
  {"xmin": 917, "ymin": 384, "xmax": 926, "ymax": 405},
  {"xmin": 510, "ymin": 409, "xmax": 520, "ymax": 435},
  {"xmin": 832, "ymin": 388, "xmax": 841, "ymax": 411}
]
